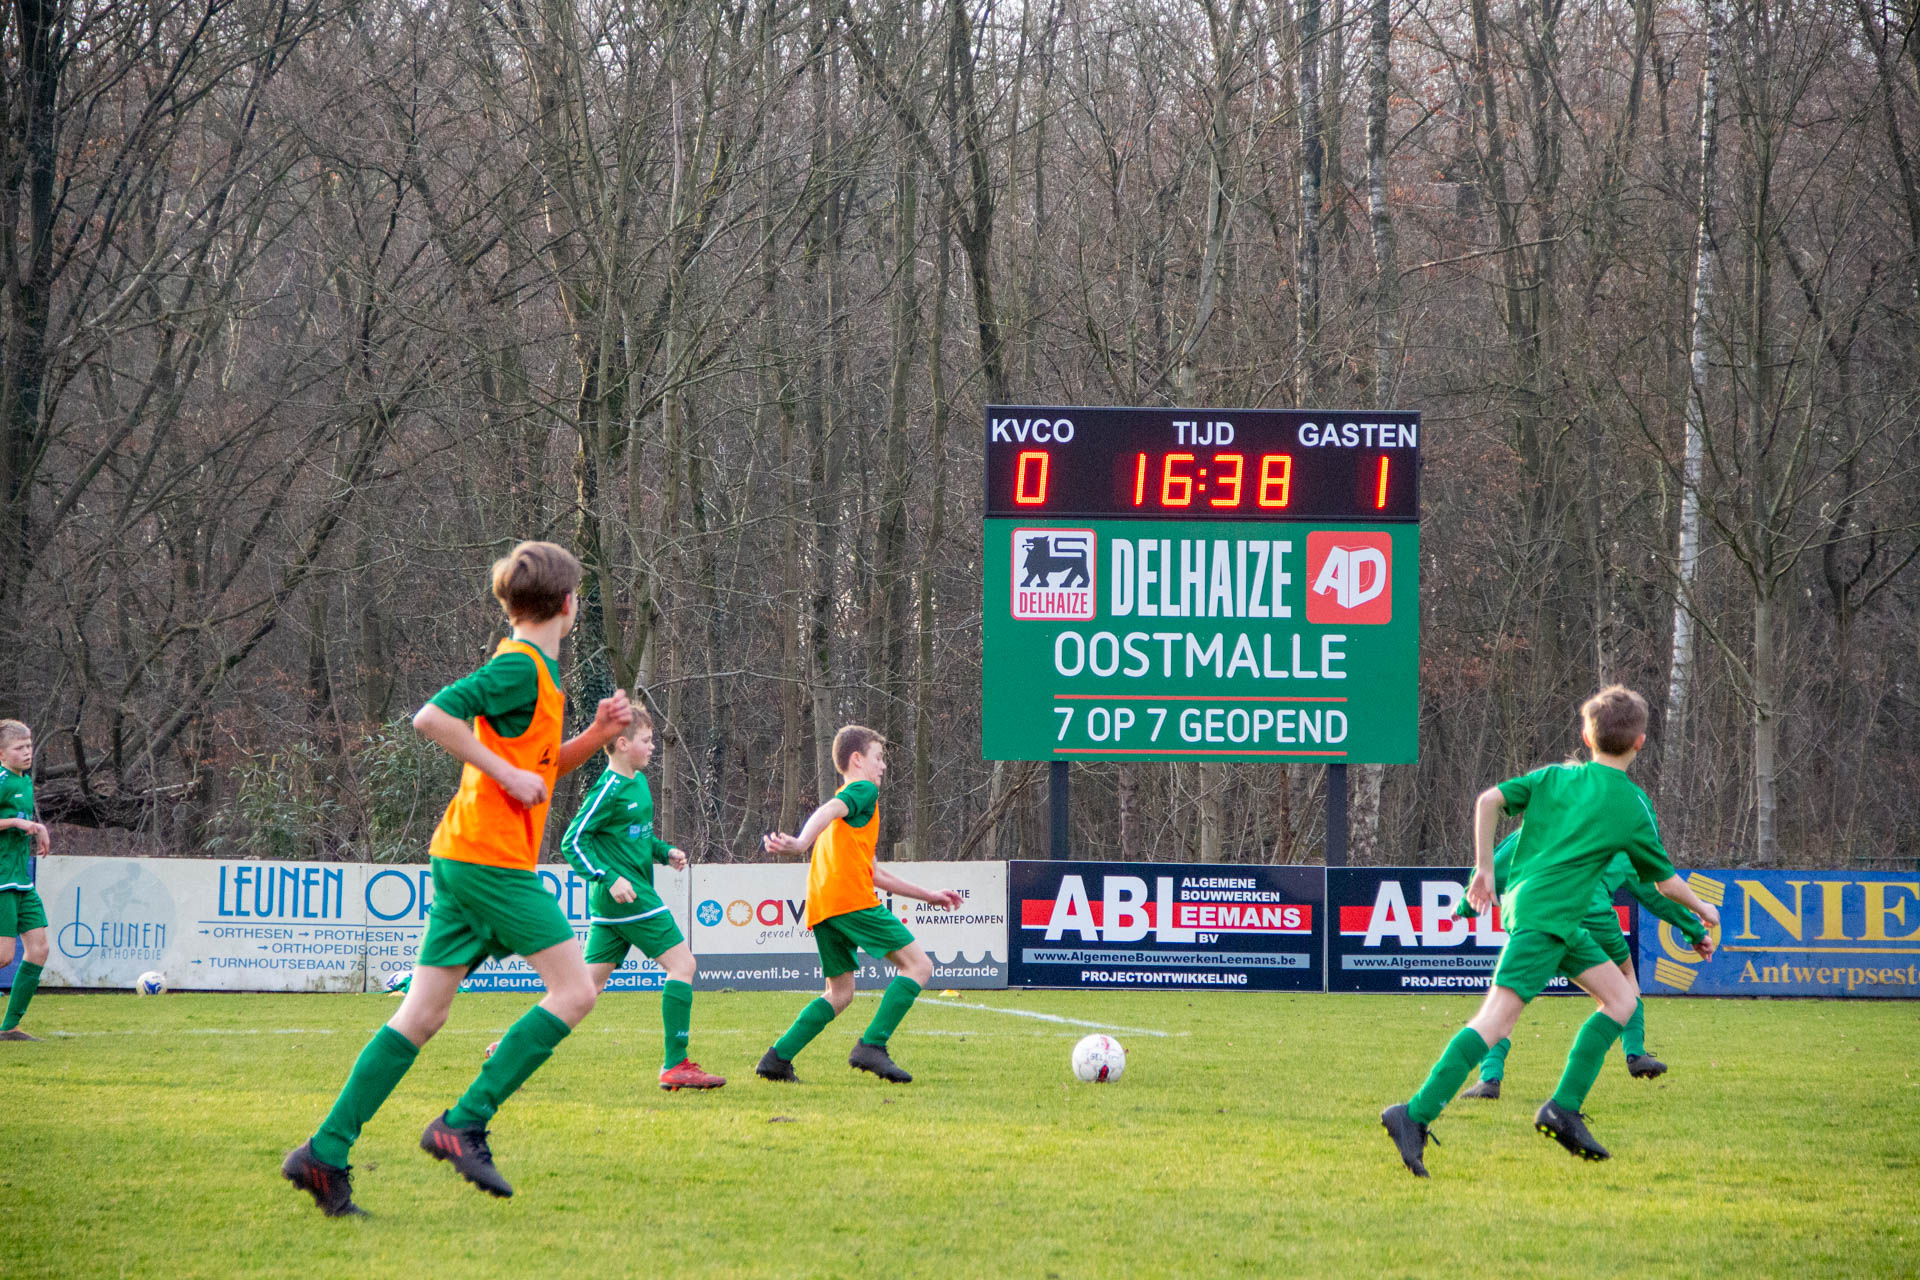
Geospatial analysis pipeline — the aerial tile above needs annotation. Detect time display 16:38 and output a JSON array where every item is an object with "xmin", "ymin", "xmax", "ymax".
[{"xmin": 1008, "ymin": 450, "xmax": 1396, "ymax": 511}]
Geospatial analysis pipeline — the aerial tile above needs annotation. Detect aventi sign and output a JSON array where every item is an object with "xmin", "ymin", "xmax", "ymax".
[{"xmin": 982, "ymin": 405, "xmax": 1421, "ymax": 763}]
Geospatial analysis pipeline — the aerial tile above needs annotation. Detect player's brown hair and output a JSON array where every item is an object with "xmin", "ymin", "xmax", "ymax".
[
  {"xmin": 607, "ymin": 700, "xmax": 655, "ymax": 754},
  {"xmin": 832, "ymin": 724, "xmax": 887, "ymax": 774},
  {"xmin": 490, "ymin": 541, "xmax": 581, "ymax": 623},
  {"xmin": 0, "ymin": 720, "xmax": 28, "ymax": 746},
  {"xmin": 1582, "ymin": 685, "xmax": 1650, "ymax": 755}
]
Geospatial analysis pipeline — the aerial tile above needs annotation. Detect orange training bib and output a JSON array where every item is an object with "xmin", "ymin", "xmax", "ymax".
[
  {"xmin": 428, "ymin": 638, "xmax": 565, "ymax": 871},
  {"xmin": 806, "ymin": 803, "xmax": 882, "ymax": 928}
]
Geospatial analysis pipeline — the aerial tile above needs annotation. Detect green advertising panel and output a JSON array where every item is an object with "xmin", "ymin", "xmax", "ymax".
[{"xmin": 980, "ymin": 405, "xmax": 1420, "ymax": 765}]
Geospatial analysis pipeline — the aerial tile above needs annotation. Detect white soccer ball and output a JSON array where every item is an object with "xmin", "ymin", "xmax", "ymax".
[
  {"xmin": 136, "ymin": 971, "xmax": 167, "ymax": 996},
  {"xmin": 1071, "ymin": 1033, "xmax": 1126, "ymax": 1083},
  {"xmin": 385, "ymin": 968, "xmax": 413, "ymax": 995}
]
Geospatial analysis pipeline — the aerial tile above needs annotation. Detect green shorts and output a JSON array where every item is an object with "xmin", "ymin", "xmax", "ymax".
[
  {"xmin": 583, "ymin": 908, "xmax": 685, "ymax": 966},
  {"xmin": 812, "ymin": 906, "xmax": 916, "ymax": 978},
  {"xmin": 417, "ymin": 858, "xmax": 576, "ymax": 971},
  {"xmin": 0, "ymin": 888, "xmax": 45, "ymax": 938},
  {"xmin": 1581, "ymin": 905, "xmax": 1632, "ymax": 968},
  {"xmin": 1492, "ymin": 927, "xmax": 1614, "ymax": 1002}
]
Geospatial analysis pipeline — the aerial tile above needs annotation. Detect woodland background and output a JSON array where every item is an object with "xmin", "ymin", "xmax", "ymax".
[{"xmin": 4, "ymin": 0, "xmax": 1917, "ymax": 870}]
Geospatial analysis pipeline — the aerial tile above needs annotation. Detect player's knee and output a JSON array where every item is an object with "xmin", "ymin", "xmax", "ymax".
[
  {"xmin": 0, "ymin": 938, "xmax": 13, "ymax": 968},
  {"xmin": 667, "ymin": 956, "xmax": 696, "ymax": 984},
  {"xmin": 22, "ymin": 934, "xmax": 48, "ymax": 965},
  {"xmin": 902, "ymin": 954, "xmax": 933, "ymax": 986},
  {"xmin": 554, "ymin": 981, "xmax": 598, "ymax": 1024}
]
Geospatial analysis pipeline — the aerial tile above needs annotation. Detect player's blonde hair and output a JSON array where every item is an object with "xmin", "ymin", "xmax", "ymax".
[
  {"xmin": 832, "ymin": 724, "xmax": 886, "ymax": 774},
  {"xmin": 1582, "ymin": 685, "xmax": 1649, "ymax": 755},
  {"xmin": 490, "ymin": 541, "xmax": 581, "ymax": 623},
  {"xmin": 607, "ymin": 700, "xmax": 655, "ymax": 754},
  {"xmin": 0, "ymin": 720, "xmax": 30, "ymax": 746}
]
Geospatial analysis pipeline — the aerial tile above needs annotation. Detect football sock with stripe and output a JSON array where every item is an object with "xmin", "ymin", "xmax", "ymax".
[
  {"xmin": 1552, "ymin": 1010, "xmax": 1626, "ymax": 1111},
  {"xmin": 1, "ymin": 961, "xmax": 41, "ymax": 1031},
  {"xmin": 1479, "ymin": 1035, "xmax": 1512, "ymax": 1083},
  {"xmin": 1620, "ymin": 997, "xmax": 1647, "ymax": 1058},
  {"xmin": 772, "ymin": 997, "xmax": 837, "ymax": 1060},
  {"xmin": 1409, "ymin": 1026, "xmax": 1490, "ymax": 1125},
  {"xmin": 447, "ymin": 1004, "xmax": 570, "ymax": 1129},
  {"xmin": 859, "ymin": 976, "xmax": 923, "ymax": 1048},
  {"xmin": 312, "ymin": 1023, "xmax": 419, "ymax": 1166},
  {"xmin": 661, "ymin": 980, "xmax": 692, "ymax": 1069}
]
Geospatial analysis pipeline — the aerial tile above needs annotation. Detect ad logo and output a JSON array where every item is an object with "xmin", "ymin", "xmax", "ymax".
[
  {"xmin": 1011, "ymin": 528, "xmax": 1096, "ymax": 621},
  {"xmin": 1306, "ymin": 531, "xmax": 1392, "ymax": 624}
]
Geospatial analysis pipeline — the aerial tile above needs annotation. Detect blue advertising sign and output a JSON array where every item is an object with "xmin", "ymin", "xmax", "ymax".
[
  {"xmin": 1328, "ymin": 867, "xmax": 1634, "ymax": 994},
  {"xmin": 1008, "ymin": 859, "xmax": 1323, "ymax": 991},
  {"xmin": 1640, "ymin": 870, "xmax": 1920, "ymax": 999}
]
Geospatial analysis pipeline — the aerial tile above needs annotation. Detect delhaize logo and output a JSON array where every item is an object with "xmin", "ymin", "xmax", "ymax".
[
  {"xmin": 1306, "ymin": 531, "xmax": 1392, "ymax": 624},
  {"xmin": 1011, "ymin": 528, "xmax": 1096, "ymax": 621}
]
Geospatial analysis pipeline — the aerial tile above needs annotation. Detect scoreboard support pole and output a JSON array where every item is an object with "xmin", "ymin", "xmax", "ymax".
[
  {"xmin": 1325, "ymin": 763, "xmax": 1348, "ymax": 867},
  {"xmin": 1049, "ymin": 760, "xmax": 1070, "ymax": 859}
]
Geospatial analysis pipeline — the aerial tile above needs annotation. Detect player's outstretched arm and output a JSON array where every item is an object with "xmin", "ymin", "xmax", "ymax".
[
  {"xmin": 873, "ymin": 865, "xmax": 963, "ymax": 909},
  {"xmin": 413, "ymin": 703, "xmax": 547, "ymax": 808},
  {"xmin": 1653, "ymin": 875, "xmax": 1719, "ymax": 957},
  {"xmin": 763, "ymin": 798, "xmax": 848, "ymax": 857},
  {"xmin": 557, "ymin": 690, "xmax": 633, "ymax": 776},
  {"xmin": 1467, "ymin": 787, "xmax": 1505, "ymax": 913}
]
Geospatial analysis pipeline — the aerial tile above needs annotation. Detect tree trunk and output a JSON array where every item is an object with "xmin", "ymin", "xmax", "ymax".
[{"xmin": 1667, "ymin": 0, "xmax": 1723, "ymax": 747}]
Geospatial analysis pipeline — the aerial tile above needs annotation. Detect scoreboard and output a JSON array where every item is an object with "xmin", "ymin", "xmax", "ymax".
[{"xmin": 981, "ymin": 405, "xmax": 1421, "ymax": 764}]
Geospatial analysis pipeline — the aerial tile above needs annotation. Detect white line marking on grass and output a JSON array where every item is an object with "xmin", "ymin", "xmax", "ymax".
[
  {"xmin": 49, "ymin": 1028, "xmax": 340, "ymax": 1037},
  {"xmin": 915, "ymin": 997, "xmax": 1174, "ymax": 1038}
]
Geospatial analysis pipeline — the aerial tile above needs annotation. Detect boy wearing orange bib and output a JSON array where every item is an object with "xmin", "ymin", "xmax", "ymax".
[
  {"xmin": 755, "ymin": 726, "xmax": 962, "ymax": 1084},
  {"xmin": 284, "ymin": 542, "xmax": 632, "ymax": 1217}
]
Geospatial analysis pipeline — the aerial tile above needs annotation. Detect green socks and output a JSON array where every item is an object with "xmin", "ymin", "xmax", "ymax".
[
  {"xmin": 1552, "ymin": 1009, "xmax": 1626, "ymax": 1111},
  {"xmin": 661, "ymin": 980, "xmax": 693, "ymax": 1069},
  {"xmin": 312, "ymin": 1024, "xmax": 420, "ymax": 1166},
  {"xmin": 1409, "ymin": 1026, "xmax": 1490, "ymax": 1125},
  {"xmin": 772, "ymin": 997, "xmax": 838, "ymax": 1061},
  {"xmin": 1478, "ymin": 1036, "xmax": 1512, "ymax": 1084},
  {"xmin": 2, "ymin": 961, "xmax": 41, "ymax": 1031},
  {"xmin": 860, "ymin": 976, "xmax": 923, "ymax": 1048},
  {"xmin": 447, "ymin": 1005, "xmax": 570, "ymax": 1130},
  {"xmin": 1621, "ymin": 997, "xmax": 1647, "ymax": 1058}
]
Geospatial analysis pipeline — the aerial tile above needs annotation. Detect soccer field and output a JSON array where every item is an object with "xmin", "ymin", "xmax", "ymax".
[{"xmin": 3, "ymin": 989, "xmax": 1915, "ymax": 1279}]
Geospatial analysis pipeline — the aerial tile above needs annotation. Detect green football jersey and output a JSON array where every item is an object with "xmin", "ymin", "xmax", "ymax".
[
  {"xmin": 1460, "ymin": 834, "xmax": 1702, "ymax": 945},
  {"xmin": 0, "ymin": 766, "xmax": 34, "ymax": 891},
  {"xmin": 1495, "ymin": 760, "xmax": 1676, "ymax": 940},
  {"xmin": 427, "ymin": 646, "xmax": 560, "ymax": 739},
  {"xmin": 560, "ymin": 766, "xmax": 675, "ymax": 920}
]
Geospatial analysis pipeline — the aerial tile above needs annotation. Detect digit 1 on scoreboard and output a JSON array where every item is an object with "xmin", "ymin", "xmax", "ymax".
[{"xmin": 1374, "ymin": 455, "xmax": 1390, "ymax": 509}]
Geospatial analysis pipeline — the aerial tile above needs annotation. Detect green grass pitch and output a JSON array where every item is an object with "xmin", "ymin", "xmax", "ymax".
[{"xmin": 2, "ymin": 989, "xmax": 1915, "ymax": 1278}]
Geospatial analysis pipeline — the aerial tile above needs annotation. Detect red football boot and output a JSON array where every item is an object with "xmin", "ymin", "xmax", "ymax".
[{"xmin": 659, "ymin": 1059, "xmax": 727, "ymax": 1090}]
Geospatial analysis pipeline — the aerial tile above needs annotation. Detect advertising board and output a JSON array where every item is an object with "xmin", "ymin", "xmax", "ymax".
[
  {"xmin": 688, "ymin": 862, "xmax": 1007, "ymax": 990},
  {"xmin": 1007, "ymin": 859, "xmax": 1323, "ymax": 991},
  {"xmin": 1639, "ymin": 870, "xmax": 1920, "ymax": 999},
  {"xmin": 1327, "ymin": 867, "xmax": 1631, "ymax": 995}
]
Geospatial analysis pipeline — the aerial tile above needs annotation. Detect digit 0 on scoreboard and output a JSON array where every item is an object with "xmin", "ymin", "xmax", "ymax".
[{"xmin": 986, "ymin": 406, "xmax": 1419, "ymax": 522}]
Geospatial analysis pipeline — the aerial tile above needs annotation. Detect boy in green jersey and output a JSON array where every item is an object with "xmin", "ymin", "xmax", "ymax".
[
  {"xmin": 756, "ymin": 726, "xmax": 962, "ymax": 1085},
  {"xmin": 556, "ymin": 701, "xmax": 723, "ymax": 1090},
  {"xmin": 284, "ymin": 543, "xmax": 633, "ymax": 1217},
  {"xmin": 1454, "ymin": 832, "xmax": 1712, "ymax": 1099},
  {"xmin": 0, "ymin": 721, "xmax": 51, "ymax": 1042},
  {"xmin": 1380, "ymin": 686, "xmax": 1720, "ymax": 1176}
]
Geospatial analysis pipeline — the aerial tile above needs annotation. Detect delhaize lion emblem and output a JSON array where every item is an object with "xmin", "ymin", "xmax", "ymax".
[{"xmin": 1011, "ymin": 529, "xmax": 1096, "ymax": 621}]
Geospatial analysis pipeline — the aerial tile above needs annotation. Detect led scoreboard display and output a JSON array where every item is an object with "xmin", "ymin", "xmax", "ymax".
[
  {"xmin": 982, "ymin": 405, "xmax": 1421, "ymax": 765},
  {"xmin": 985, "ymin": 409, "xmax": 1419, "ymax": 522}
]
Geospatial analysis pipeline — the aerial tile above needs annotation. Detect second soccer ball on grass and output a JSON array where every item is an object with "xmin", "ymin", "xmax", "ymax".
[{"xmin": 1071, "ymin": 1034, "xmax": 1125, "ymax": 1083}]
